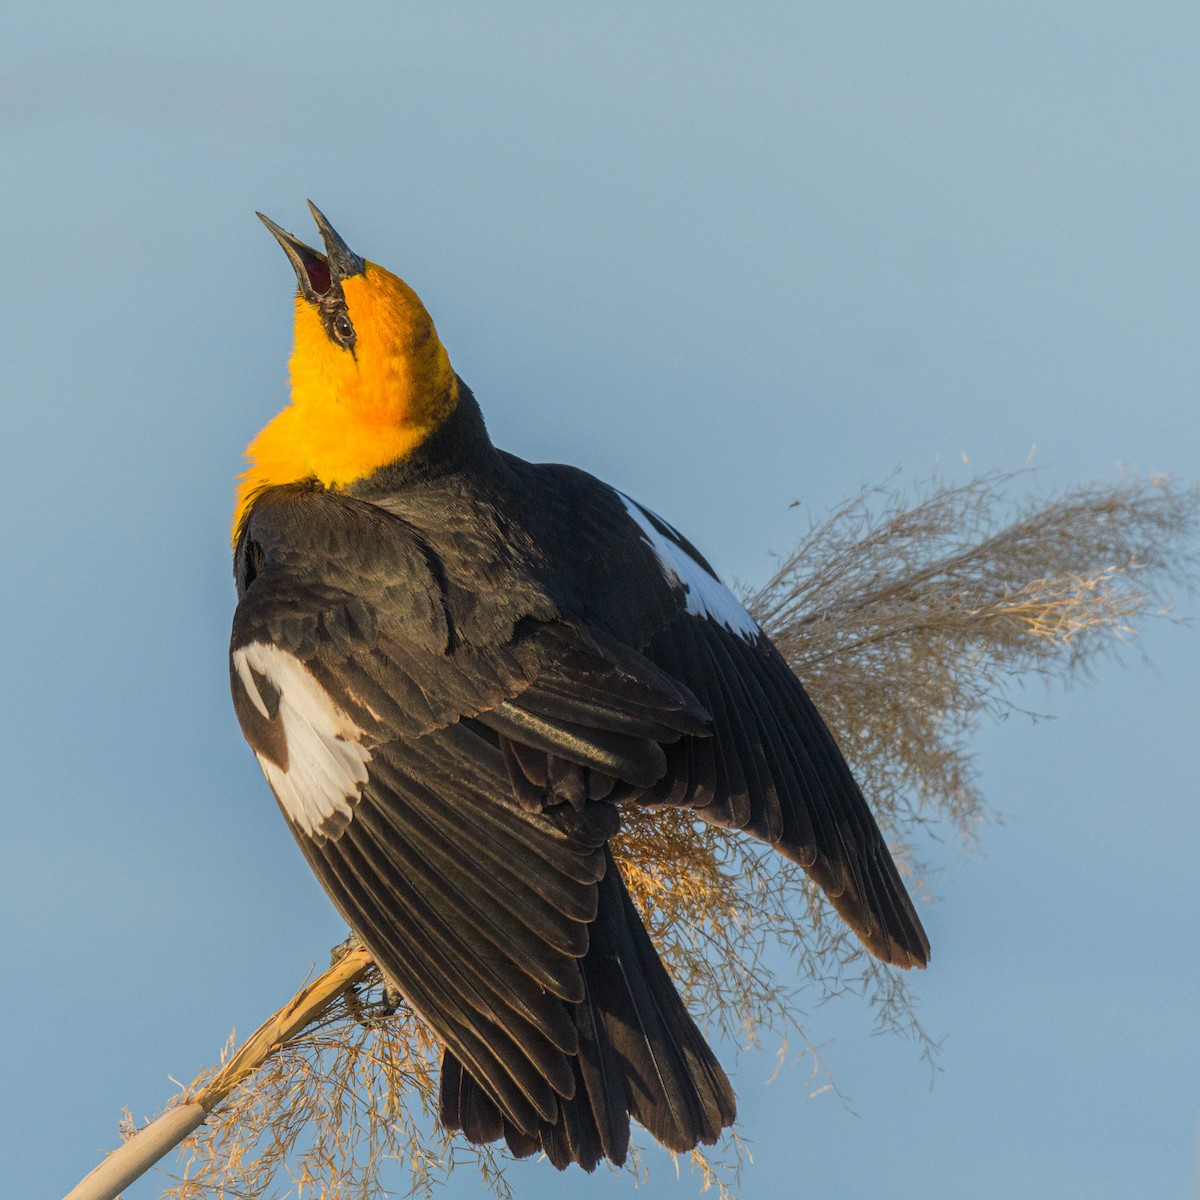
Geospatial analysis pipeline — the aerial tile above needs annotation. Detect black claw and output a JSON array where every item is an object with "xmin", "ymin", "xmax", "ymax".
[{"xmin": 379, "ymin": 978, "xmax": 406, "ymax": 1016}]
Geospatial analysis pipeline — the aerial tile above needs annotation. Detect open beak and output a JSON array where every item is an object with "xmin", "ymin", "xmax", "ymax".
[{"xmin": 257, "ymin": 201, "xmax": 365, "ymax": 301}]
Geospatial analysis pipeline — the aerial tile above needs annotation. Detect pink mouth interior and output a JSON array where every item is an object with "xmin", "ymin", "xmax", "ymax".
[{"xmin": 297, "ymin": 245, "xmax": 332, "ymax": 295}]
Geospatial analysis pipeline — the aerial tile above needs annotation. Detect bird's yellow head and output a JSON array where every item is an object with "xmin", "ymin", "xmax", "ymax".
[{"xmin": 234, "ymin": 202, "xmax": 458, "ymax": 541}]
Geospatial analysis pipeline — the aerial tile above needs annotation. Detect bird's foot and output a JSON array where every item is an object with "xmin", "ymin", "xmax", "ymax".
[
  {"xmin": 378, "ymin": 977, "xmax": 405, "ymax": 1015},
  {"xmin": 329, "ymin": 929, "xmax": 405, "ymax": 1022},
  {"xmin": 330, "ymin": 929, "xmax": 367, "ymax": 966}
]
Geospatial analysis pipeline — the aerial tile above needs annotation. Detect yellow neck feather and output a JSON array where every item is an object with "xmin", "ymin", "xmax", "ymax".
[{"xmin": 233, "ymin": 263, "xmax": 458, "ymax": 543}]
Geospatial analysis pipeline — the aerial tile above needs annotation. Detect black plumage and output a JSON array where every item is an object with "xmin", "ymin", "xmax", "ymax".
[{"xmin": 232, "ymin": 379, "xmax": 928, "ymax": 1170}]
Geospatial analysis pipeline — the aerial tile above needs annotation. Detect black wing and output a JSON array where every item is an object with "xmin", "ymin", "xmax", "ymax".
[
  {"xmin": 230, "ymin": 483, "xmax": 731, "ymax": 1153},
  {"xmin": 623, "ymin": 493, "xmax": 929, "ymax": 967},
  {"xmin": 498, "ymin": 469, "xmax": 930, "ymax": 969}
]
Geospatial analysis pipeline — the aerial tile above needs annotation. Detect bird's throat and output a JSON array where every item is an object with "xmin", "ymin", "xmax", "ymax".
[
  {"xmin": 233, "ymin": 264, "xmax": 460, "ymax": 544},
  {"xmin": 232, "ymin": 366, "xmax": 459, "ymax": 545}
]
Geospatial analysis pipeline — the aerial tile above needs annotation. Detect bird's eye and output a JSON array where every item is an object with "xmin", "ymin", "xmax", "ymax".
[{"xmin": 333, "ymin": 312, "xmax": 355, "ymax": 345}]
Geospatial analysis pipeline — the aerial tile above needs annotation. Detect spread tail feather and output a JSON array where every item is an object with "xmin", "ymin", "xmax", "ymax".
[{"xmin": 439, "ymin": 848, "xmax": 735, "ymax": 1170}]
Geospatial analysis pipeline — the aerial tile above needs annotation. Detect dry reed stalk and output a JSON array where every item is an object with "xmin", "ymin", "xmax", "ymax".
[
  {"xmin": 70, "ymin": 470, "xmax": 1198, "ymax": 1200},
  {"xmin": 64, "ymin": 948, "xmax": 373, "ymax": 1200}
]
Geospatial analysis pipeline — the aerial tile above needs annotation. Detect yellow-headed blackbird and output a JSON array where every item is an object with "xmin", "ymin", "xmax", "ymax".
[{"xmin": 231, "ymin": 203, "xmax": 929, "ymax": 1171}]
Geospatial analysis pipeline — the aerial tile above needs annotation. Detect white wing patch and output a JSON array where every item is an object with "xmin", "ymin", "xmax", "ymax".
[
  {"xmin": 233, "ymin": 642, "xmax": 371, "ymax": 839},
  {"xmin": 619, "ymin": 494, "xmax": 760, "ymax": 642}
]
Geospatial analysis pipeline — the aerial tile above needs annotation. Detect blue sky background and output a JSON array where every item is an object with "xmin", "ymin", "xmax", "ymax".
[{"xmin": 3, "ymin": 4, "xmax": 1198, "ymax": 1197}]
